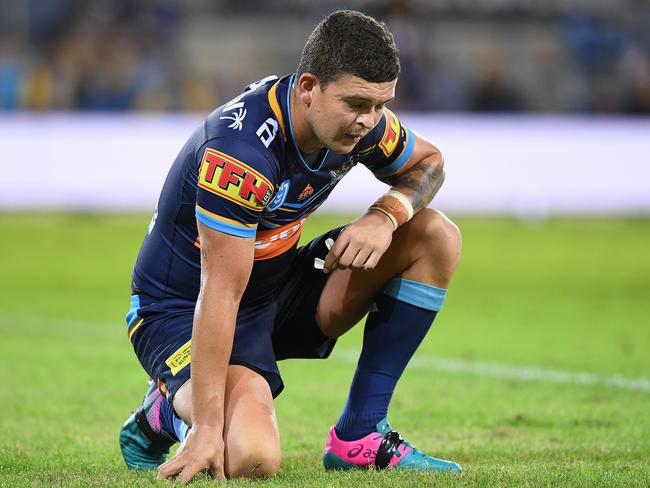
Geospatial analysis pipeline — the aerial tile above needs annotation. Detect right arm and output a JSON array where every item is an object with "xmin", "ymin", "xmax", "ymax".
[{"xmin": 157, "ymin": 221, "xmax": 254, "ymax": 483}]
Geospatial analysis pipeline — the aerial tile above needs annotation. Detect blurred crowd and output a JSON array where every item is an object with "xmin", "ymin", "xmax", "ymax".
[{"xmin": 1, "ymin": 0, "xmax": 649, "ymax": 114}]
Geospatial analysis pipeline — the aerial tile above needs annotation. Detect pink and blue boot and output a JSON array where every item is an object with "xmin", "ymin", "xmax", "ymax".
[
  {"xmin": 323, "ymin": 418, "xmax": 462, "ymax": 472},
  {"xmin": 119, "ymin": 381, "xmax": 176, "ymax": 469}
]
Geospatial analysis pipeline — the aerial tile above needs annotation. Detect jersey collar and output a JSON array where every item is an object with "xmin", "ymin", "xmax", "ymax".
[{"xmin": 284, "ymin": 74, "xmax": 330, "ymax": 172}]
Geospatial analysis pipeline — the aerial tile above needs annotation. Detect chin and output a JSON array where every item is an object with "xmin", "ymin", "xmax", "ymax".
[{"xmin": 329, "ymin": 141, "xmax": 356, "ymax": 155}]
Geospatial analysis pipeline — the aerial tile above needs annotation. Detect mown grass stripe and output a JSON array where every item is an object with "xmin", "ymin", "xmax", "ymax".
[
  {"xmin": 335, "ymin": 348, "xmax": 650, "ymax": 392},
  {"xmin": 2, "ymin": 312, "xmax": 649, "ymax": 393}
]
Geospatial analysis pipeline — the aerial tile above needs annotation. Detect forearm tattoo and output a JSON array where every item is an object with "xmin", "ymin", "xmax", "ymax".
[{"xmin": 382, "ymin": 159, "xmax": 445, "ymax": 212}]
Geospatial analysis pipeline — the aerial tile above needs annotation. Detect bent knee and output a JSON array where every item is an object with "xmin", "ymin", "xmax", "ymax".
[
  {"xmin": 227, "ymin": 449, "xmax": 281, "ymax": 479},
  {"xmin": 401, "ymin": 208, "xmax": 461, "ymax": 284},
  {"xmin": 411, "ymin": 208, "xmax": 462, "ymax": 255}
]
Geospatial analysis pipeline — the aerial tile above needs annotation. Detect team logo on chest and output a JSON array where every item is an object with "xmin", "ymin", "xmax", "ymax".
[
  {"xmin": 265, "ymin": 180, "xmax": 290, "ymax": 212},
  {"xmin": 198, "ymin": 148, "xmax": 273, "ymax": 210}
]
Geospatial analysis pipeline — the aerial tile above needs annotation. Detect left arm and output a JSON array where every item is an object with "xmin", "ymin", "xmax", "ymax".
[
  {"xmin": 323, "ymin": 132, "xmax": 443, "ymax": 273},
  {"xmin": 377, "ymin": 131, "xmax": 444, "ymax": 214}
]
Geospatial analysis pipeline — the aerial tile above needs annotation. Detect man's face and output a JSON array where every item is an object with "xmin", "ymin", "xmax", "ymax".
[{"xmin": 305, "ymin": 74, "xmax": 397, "ymax": 154}]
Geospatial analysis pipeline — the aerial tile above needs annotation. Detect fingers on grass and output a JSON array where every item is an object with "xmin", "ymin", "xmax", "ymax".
[
  {"xmin": 176, "ymin": 463, "xmax": 207, "ymax": 484},
  {"xmin": 157, "ymin": 458, "xmax": 182, "ymax": 480}
]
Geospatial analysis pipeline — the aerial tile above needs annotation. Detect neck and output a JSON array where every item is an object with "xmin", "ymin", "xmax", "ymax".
[{"xmin": 289, "ymin": 84, "xmax": 323, "ymax": 154}]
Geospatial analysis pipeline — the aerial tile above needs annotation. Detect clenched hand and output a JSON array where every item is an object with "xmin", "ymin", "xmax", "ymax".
[{"xmin": 323, "ymin": 211, "xmax": 394, "ymax": 273}]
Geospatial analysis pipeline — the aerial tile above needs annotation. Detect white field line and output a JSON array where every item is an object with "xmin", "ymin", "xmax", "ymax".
[
  {"xmin": 335, "ymin": 349, "xmax": 650, "ymax": 393},
  {"xmin": 2, "ymin": 312, "xmax": 649, "ymax": 393}
]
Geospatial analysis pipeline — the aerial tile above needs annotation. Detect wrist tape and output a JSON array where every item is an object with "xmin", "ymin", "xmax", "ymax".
[{"xmin": 369, "ymin": 190, "xmax": 414, "ymax": 230}]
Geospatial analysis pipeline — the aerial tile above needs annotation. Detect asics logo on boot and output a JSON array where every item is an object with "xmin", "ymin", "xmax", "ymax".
[{"xmin": 347, "ymin": 444, "xmax": 377, "ymax": 459}]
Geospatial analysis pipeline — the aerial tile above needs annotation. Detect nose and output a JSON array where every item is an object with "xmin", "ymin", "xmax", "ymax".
[{"xmin": 355, "ymin": 111, "xmax": 375, "ymax": 130}]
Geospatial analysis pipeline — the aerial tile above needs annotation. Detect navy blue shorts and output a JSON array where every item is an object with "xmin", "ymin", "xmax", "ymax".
[{"xmin": 127, "ymin": 227, "xmax": 343, "ymax": 403}]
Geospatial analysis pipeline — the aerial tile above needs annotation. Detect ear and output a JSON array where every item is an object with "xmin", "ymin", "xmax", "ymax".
[{"xmin": 296, "ymin": 73, "xmax": 318, "ymax": 107}]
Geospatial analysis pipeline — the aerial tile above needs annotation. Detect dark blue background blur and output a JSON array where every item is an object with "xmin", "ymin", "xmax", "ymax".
[{"xmin": 1, "ymin": 0, "xmax": 648, "ymax": 114}]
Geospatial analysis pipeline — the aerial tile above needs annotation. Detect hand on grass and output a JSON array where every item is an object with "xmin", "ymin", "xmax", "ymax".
[{"xmin": 157, "ymin": 425, "xmax": 225, "ymax": 483}]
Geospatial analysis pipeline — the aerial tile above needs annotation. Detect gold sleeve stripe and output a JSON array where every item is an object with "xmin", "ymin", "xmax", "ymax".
[
  {"xmin": 268, "ymin": 81, "xmax": 287, "ymax": 142},
  {"xmin": 127, "ymin": 318, "xmax": 144, "ymax": 339}
]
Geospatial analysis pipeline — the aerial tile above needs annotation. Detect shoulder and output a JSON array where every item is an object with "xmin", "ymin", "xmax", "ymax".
[
  {"xmin": 196, "ymin": 137, "xmax": 278, "ymax": 213},
  {"xmin": 357, "ymin": 108, "xmax": 415, "ymax": 177},
  {"xmin": 203, "ymin": 75, "xmax": 285, "ymax": 159},
  {"xmin": 357, "ymin": 109, "xmax": 403, "ymax": 157}
]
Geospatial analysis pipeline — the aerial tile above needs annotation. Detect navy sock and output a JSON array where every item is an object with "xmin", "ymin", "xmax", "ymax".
[{"xmin": 335, "ymin": 278, "xmax": 447, "ymax": 441}]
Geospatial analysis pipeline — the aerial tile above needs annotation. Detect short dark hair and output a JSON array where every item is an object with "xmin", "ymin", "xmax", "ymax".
[{"xmin": 296, "ymin": 10, "xmax": 400, "ymax": 89}]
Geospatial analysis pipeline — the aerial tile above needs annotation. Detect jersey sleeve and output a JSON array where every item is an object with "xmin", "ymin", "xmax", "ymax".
[
  {"xmin": 358, "ymin": 108, "xmax": 416, "ymax": 178},
  {"xmin": 195, "ymin": 138, "xmax": 278, "ymax": 238}
]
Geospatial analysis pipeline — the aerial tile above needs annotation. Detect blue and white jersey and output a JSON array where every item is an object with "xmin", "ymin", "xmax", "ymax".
[{"xmin": 131, "ymin": 74, "xmax": 415, "ymax": 304}]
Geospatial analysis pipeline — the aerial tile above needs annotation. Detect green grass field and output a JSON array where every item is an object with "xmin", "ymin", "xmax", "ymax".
[{"xmin": 1, "ymin": 213, "xmax": 649, "ymax": 487}]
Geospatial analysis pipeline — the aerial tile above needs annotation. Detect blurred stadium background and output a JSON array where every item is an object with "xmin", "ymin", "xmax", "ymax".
[
  {"xmin": 1, "ymin": 0, "xmax": 649, "ymax": 214},
  {"xmin": 1, "ymin": 1, "xmax": 649, "ymax": 486},
  {"xmin": 2, "ymin": 0, "xmax": 650, "ymax": 113}
]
